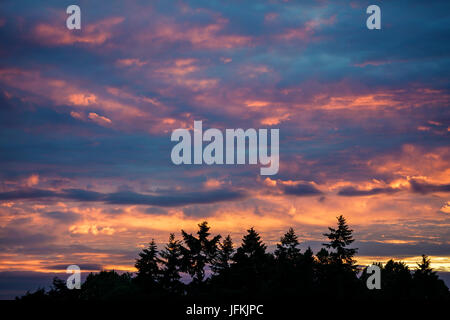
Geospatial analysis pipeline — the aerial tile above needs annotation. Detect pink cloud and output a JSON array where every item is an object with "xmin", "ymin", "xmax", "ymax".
[
  {"xmin": 136, "ymin": 17, "xmax": 252, "ymax": 49},
  {"xmin": 116, "ymin": 58, "xmax": 148, "ymax": 68},
  {"xmin": 33, "ymin": 17, "xmax": 124, "ymax": 46},
  {"xmin": 88, "ymin": 112, "xmax": 112, "ymax": 126}
]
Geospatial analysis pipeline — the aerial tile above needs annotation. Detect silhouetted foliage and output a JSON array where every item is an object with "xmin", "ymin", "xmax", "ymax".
[
  {"xmin": 159, "ymin": 233, "xmax": 184, "ymax": 294},
  {"xmin": 323, "ymin": 215, "xmax": 358, "ymax": 270},
  {"xmin": 18, "ymin": 216, "xmax": 449, "ymax": 301},
  {"xmin": 413, "ymin": 255, "xmax": 448, "ymax": 299},
  {"xmin": 211, "ymin": 235, "xmax": 234, "ymax": 275},
  {"xmin": 81, "ymin": 270, "xmax": 137, "ymax": 300},
  {"xmin": 135, "ymin": 239, "xmax": 162, "ymax": 291},
  {"xmin": 233, "ymin": 227, "xmax": 267, "ymax": 263},
  {"xmin": 275, "ymin": 227, "xmax": 301, "ymax": 262},
  {"xmin": 180, "ymin": 221, "xmax": 221, "ymax": 284}
]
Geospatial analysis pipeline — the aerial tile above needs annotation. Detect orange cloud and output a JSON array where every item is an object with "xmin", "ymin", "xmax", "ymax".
[
  {"xmin": 33, "ymin": 17, "xmax": 124, "ymax": 46},
  {"xmin": 88, "ymin": 112, "xmax": 112, "ymax": 126},
  {"xmin": 137, "ymin": 18, "xmax": 252, "ymax": 49},
  {"xmin": 26, "ymin": 174, "xmax": 39, "ymax": 187},
  {"xmin": 68, "ymin": 93, "xmax": 97, "ymax": 106},
  {"xmin": 369, "ymin": 144, "xmax": 450, "ymax": 184},
  {"xmin": 116, "ymin": 58, "xmax": 148, "ymax": 68}
]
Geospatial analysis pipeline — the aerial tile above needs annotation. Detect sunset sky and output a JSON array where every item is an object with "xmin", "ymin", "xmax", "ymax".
[{"xmin": 0, "ymin": 0, "xmax": 449, "ymax": 298}]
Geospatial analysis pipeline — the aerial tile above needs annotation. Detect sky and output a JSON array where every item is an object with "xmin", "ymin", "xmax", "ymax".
[{"xmin": 0, "ymin": 0, "xmax": 449, "ymax": 299}]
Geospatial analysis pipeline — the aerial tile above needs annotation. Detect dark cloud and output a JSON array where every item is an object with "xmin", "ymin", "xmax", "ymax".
[
  {"xmin": 299, "ymin": 240, "xmax": 450, "ymax": 258},
  {"xmin": 0, "ymin": 188, "xmax": 58, "ymax": 200},
  {"xmin": 182, "ymin": 204, "xmax": 221, "ymax": 217},
  {"xmin": 104, "ymin": 189, "xmax": 246, "ymax": 207},
  {"xmin": 282, "ymin": 183, "xmax": 322, "ymax": 196},
  {"xmin": 42, "ymin": 211, "xmax": 80, "ymax": 223},
  {"xmin": 144, "ymin": 207, "xmax": 169, "ymax": 215},
  {"xmin": 356, "ymin": 241, "xmax": 450, "ymax": 258},
  {"xmin": 409, "ymin": 180, "xmax": 450, "ymax": 194},
  {"xmin": 0, "ymin": 226, "xmax": 56, "ymax": 247},
  {"xmin": 44, "ymin": 263, "xmax": 102, "ymax": 271},
  {"xmin": 0, "ymin": 271, "xmax": 69, "ymax": 300},
  {"xmin": 0, "ymin": 188, "xmax": 246, "ymax": 207},
  {"xmin": 338, "ymin": 186, "xmax": 400, "ymax": 196},
  {"xmin": 62, "ymin": 188, "xmax": 104, "ymax": 201}
]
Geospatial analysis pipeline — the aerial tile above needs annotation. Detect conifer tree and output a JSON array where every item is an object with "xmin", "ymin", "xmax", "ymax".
[
  {"xmin": 323, "ymin": 215, "xmax": 357, "ymax": 269},
  {"xmin": 233, "ymin": 227, "xmax": 267, "ymax": 263},
  {"xmin": 135, "ymin": 239, "xmax": 161, "ymax": 284},
  {"xmin": 275, "ymin": 227, "xmax": 301, "ymax": 261},
  {"xmin": 181, "ymin": 221, "xmax": 221, "ymax": 283},
  {"xmin": 413, "ymin": 255, "xmax": 448, "ymax": 298},
  {"xmin": 211, "ymin": 235, "xmax": 234, "ymax": 274},
  {"xmin": 316, "ymin": 248, "xmax": 330, "ymax": 265},
  {"xmin": 160, "ymin": 233, "xmax": 183, "ymax": 293}
]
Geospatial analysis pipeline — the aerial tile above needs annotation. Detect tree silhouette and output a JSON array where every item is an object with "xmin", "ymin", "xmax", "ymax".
[
  {"xmin": 381, "ymin": 259, "xmax": 413, "ymax": 298},
  {"xmin": 275, "ymin": 228, "xmax": 301, "ymax": 262},
  {"xmin": 81, "ymin": 270, "xmax": 136, "ymax": 300},
  {"xmin": 323, "ymin": 215, "xmax": 358, "ymax": 270},
  {"xmin": 233, "ymin": 227, "xmax": 267, "ymax": 263},
  {"xmin": 316, "ymin": 248, "xmax": 330, "ymax": 265},
  {"xmin": 228, "ymin": 227, "xmax": 274, "ymax": 298},
  {"xmin": 159, "ymin": 233, "xmax": 184, "ymax": 294},
  {"xmin": 181, "ymin": 221, "xmax": 221, "ymax": 283},
  {"xmin": 413, "ymin": 254, "xmax": 449, "ymax": 299},
  {"xmin": 135, "ymin": 239, "xmax": 161, "ymax": 289},
  {"xmin": 211, "ymin": 234, "xmax": 234, "ymax": 275},
  {"xmin": 17, "ymin": 218, "xmax": 450, "ymax": 301}
]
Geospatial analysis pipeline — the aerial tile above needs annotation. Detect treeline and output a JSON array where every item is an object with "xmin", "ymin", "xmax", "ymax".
[{"xmin": 19, "ymin": 216, "xmax": 449, "ymax": 301}]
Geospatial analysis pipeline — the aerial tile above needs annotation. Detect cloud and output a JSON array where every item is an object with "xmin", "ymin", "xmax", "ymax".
[
  {"xmin": 137, "ymin": 17, "xmax": 252, "ymax": 50},
  {"xmin": 0, "ymin": 0, "xmax": 449, "ymax": 294},
  {"xmin": 0, "ymin": 188, "xmax": 247, "ymax": 207},
  {"xmin": 62, "ymin": 189, "xmax": 104, "ymax": 201},
  {"xmin": 0, "ymin": 226, "xmax": 56, "ymax": 247},
  {"xmin": 42, "ymin": 211, "xmax": 80, "ymax": 223},
  {"xmin": 68, "ymin": 93, "xmax": 97, "ymax": 106},
  {"xmin": 409, "ymin": 180, "xmax": 450, "ymax": 194},
  {"xmin": 0, "ymin": 271, "xmax": 69, "ymax": 299},
  {"xmin": 25, "ymin": 174, "xmax": 39, "ymax": 187},
  {"xmin": 338, "ymin": 186, "xmax": 400, "ymax": 196},
  {"xmin": 0, "ymin": 188, "xmax": 58, "ymax": 200},
  {"xmin": 440, "ymin": 202, "xmax": 450, "ymax": 214},
  {"xmin": 44, "ymin": 263, "xmax": 102, "ymax": 271},
  {"xmin": 33, "ymin": 17, "xmax": 124, "ymax": 46},
  {"xmin": 104, "ymin": 189, "xmax": 246, "ymax": 207},
  {"xmin": 88, "ymin": 112, "xmax": 112, "ymax": 126},
  {"xmin": 116, "ymin": 58, "xmax": 147, "ymax": 68},
  {"xmin": 282, "ymin": 183, "xmax": 322, "ymax": 196}
]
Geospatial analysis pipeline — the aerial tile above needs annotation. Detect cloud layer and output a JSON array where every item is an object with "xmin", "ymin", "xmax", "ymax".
[{"xmin": 0, "ymin": 0, "xmax": 449, "ymax": 298}]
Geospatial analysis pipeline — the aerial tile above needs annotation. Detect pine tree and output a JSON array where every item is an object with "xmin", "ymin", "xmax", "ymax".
[
  {"xmin": 135, "ymin": 239, "xmax": 161, "ymax": 284},
  {"xmin": 383, "ymin": 259, "xmax": 413, "ymax": 297},
  {"xmin": 316, "ymin": 248, "xmax": 330, "ymax": 265},
  {"xmin": 275, "ymin": 228, "xmax": 301, "ymax": 261},
  {"xmin": 415, "ymin": 254, "xmax": 434, "ymax": 277},
  {"xmin": 233, "ymin": 227, "xmax": 267, "ymax": 263},
  {"xmin": 230, "ymin": 227, "xmax": 272, "ymax": 297},
  {"xmin": 413, "ymin": 254, "xmax": 448, "ymax": 298},
  {"xmin": 323, "ymin": 215, "xmax": 357, "ymax": 269},
  {"xmin": 160, "ymin": 233, "xmax": 183, "ymax": 293},
  {"xmin": 303, "ymin": 247, "xmax": 315, "ymax": 264},
  {"xmin": 211, "ymin": 235, "xmax": 234, "ymax": 274},
  {"xmin": 181, "ymin": 221, "xmax": 221, "ymax": 283}
]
